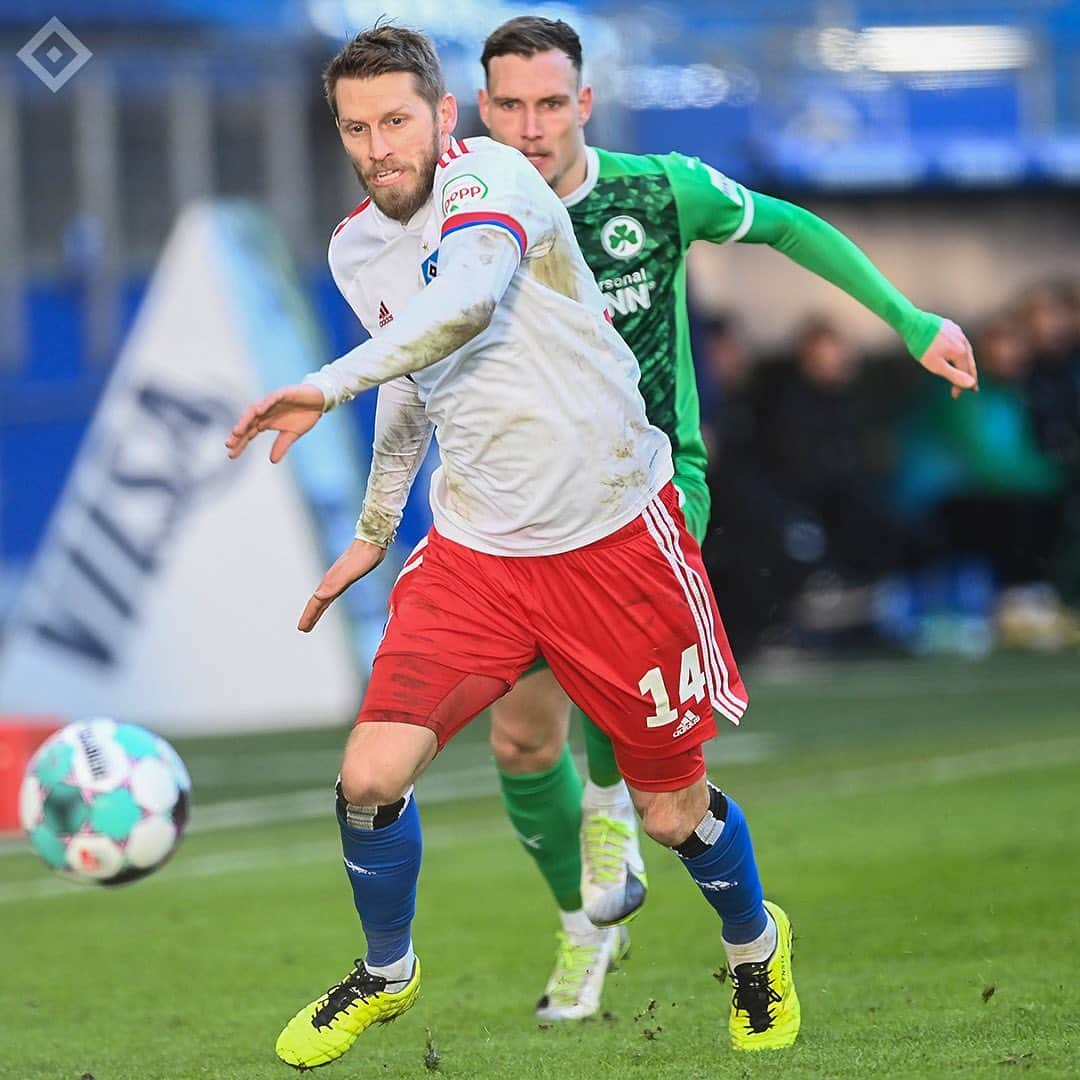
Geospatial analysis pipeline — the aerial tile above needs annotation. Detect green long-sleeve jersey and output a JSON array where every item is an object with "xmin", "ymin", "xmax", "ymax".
[{"xmin": 562, "ymin": 146, "xmax": 943, "ymax": 502}]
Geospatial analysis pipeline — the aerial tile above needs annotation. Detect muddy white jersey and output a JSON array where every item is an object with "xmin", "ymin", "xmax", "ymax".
[{"xmin": 316, "ymin": 135, "xmax": 673, "ymax": 556}]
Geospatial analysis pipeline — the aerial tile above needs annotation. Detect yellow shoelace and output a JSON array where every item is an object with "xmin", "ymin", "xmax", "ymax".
[
  {"xmin": 548, "ymin": 933, "xmax": 601, "ymax": 1005},
  {"xmin": 582, "ymin": 814, "xmax": 633, "ymax": 884}
]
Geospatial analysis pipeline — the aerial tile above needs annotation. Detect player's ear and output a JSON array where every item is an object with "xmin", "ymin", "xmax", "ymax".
[
  {"xmin": 578, "ymin": 83, "xmax": 593, "ymax": 126},
  {"xmin": 438, "ymin": 92, "xmax": 458, "ymax": 141},
  {"xmin": 477, "ymin": 87, "xmax": 490, "ymax": 128}
]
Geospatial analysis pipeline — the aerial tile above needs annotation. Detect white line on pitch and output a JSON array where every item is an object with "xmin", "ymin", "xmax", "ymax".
[
  {"xmin": 3, "ymin": 733, "xmax": 1076, "ymax": 877},
  {"xmin": 0, "ymin": 819, "xmax": 511, "ymax": 905},
  {"xmin": 0, "ymin": 733, "xmax": 778, "ymax": 857}
]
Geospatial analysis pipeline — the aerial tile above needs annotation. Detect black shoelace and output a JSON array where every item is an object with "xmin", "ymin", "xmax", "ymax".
[
  {"xmin": 312, "ymin": 960, "xmax": 388, "ymax": 1030},
  {"xmin": 731, "ymin": 962, "xmax": 782, "ymax": 1034}
]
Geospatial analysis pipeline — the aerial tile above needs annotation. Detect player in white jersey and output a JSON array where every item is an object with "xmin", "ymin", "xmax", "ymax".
[
  {"xmin": 323, "ymin": 132, "xmax": 672, "ymax": 555},
  {"xmin": 227, "ymin": 27, "xmax": 798, "ymax": 1068}
]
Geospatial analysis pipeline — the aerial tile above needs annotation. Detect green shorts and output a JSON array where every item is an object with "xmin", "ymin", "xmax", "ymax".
[{"xmin": 524, "ymin": 466, "xmax": 710, "ymax": 677}]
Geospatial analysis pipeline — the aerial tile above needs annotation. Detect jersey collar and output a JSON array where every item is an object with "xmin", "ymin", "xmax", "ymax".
[
  {"xmin": 366, "ymin": 199, "xmax": 432, "ymax": 235},
  {"xmin": 561, "ymin": 146, "xmax": 600, "ymax": 208}
]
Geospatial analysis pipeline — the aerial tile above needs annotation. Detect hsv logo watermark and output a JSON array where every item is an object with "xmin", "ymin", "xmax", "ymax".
[{"xmin": 17, "ymin": 18, "xmax": 92, "ymax": 93}]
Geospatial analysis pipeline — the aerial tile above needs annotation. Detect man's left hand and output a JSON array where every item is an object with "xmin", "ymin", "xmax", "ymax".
[{"xmin": 918, "ymin": 319, "xmax": 978, "ymax": 400}]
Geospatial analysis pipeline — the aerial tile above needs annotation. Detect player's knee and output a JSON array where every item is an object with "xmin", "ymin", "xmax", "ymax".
[
  {"xmin": 489, "ymin": 720, "xmax": 563, "ymax": 774},
  {"xmin": 339, "ymin": 761, "xmax": 407, "ymax": 809},
  {"xmin": 640, "ymin": 798, "xmax": 699, "ymax": 848}
]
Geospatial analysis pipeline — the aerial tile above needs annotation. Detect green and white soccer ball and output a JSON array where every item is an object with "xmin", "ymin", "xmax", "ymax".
[{"xmin": 19, "ymin": 718, "xmax": 191, "ymax": 885}]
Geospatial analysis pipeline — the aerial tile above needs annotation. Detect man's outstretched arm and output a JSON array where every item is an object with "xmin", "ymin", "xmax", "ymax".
[
  {"xmin": 226, "ymin": 227, "xmax": 520, "ymax": 461},
  {"xmin": 743, "ymin": 194, "xmax": 978, "ymax": 397},
  {"xmin": 305, "ymin": 228, "xmax": 520, "ymax": 409}
]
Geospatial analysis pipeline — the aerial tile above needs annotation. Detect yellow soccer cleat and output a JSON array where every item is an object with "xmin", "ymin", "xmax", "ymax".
[
  {"xmin": 275, "ymin": 957, "xmax": 421, "ymax": 1069},
  {"xmin": 728, "ymin": 901, "xmax": 800, "ymax": 1051}
]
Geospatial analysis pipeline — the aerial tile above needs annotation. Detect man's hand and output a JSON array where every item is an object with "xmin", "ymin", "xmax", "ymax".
[
  {"xmin": 226, "ymin": 383, "xmax": 326, "ymax": 462},
  {"xmin": 299, "ymin": 540, "xmax": 387, "ymax": 633},
  {"xmin": 918, "ymin": 319, "xmax": 979, "ymax": 400}
]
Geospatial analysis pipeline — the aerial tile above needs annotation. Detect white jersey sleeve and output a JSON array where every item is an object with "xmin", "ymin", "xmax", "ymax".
[
  {"xmin": 305, "ymin": 223, "xmax": 520, "ymax": 408},
  {"xmin": 354, "ymin": 376, "xmax": 434, "ymax": 548},
  {"xmin": 435, "ymin": 138, "xmax": 556, "ymax": 261}
]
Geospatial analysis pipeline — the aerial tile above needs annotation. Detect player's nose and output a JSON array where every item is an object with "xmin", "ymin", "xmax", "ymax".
[
  {"xmin": 367, "ymin": 127, "xmax": 394, "ymax": 161},
  {"xmin": 522, "ymin": 108, "xmax": 543, "ymax": 139}
]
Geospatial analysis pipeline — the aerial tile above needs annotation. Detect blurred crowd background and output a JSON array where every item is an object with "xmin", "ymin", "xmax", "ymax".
[
  {"xmin": 693, "ymin": 278, "xmax": 1080, "ymax": 658},
  {"xmin": 1, "ymin": 0, "xmax": 1079, "ymax": 677}
]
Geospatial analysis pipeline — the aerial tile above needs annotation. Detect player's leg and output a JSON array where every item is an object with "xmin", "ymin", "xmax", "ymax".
[
  {"xmin": 633, "ymin": 484, "xmax": 797, "ymax": 1050},
  {"xmin": 490, "ymin": 666, "xmax": 581, "ymax": 912},
  {"xmin": 490, "ymin": 668, "xmax": 629, "ymax": 1021},
  {"xmin": 493, "ymin": 664, "xmax": 647, "ymax": 932},
  {"xmin": 576, "ymin": 711, "xmax": 648, "ymax": 928},
  {"xmin": 276, "ymin": 716, "xmax": 438, "ymax": 1069},
  {"xmin": 580, "ymin": 714, "xmax": 621, "ymax": 785},
  {"xmin": 576, "ymin": 472, "xmax": 710, "ymax": 926},
  {"xmin": 277, "ymin": 533, "xmax": 535, "ymax": 1069},
  {"xmin": 624, "ymin": 767, "xmax": 798, "ymax": 1052},
  {"xmin": 532, "ymin": 482, "xmax": 799, "ymax": 1051},
  {"xmin": 332, "ymin": 719, "xmax": 438, "ymax": 992}
]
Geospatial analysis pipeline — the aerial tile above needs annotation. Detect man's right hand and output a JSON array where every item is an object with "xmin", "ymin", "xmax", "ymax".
[
  {"xmin": 299, "ymin": 540, "xmax": 387, "ymax": 632},
  {"xmin": 226, "ymin": 383, "xmax": 326, "ymax": 462}
]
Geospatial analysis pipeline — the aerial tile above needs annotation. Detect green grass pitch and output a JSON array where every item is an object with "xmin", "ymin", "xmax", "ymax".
[{"xmin": 2, "ymin": 653, "xmax": 1078, "ymax": 1079}]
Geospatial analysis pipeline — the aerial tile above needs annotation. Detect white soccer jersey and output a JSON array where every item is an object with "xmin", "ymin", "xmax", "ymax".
[{"xmin": 311, "ymin": 135, "xmax": 673, "ymax": 556}]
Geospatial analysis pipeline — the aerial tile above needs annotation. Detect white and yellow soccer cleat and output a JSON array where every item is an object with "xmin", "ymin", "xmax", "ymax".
[
  {"xmin": 580, "ymin": 796, "xmax": 648, "ymax": 927},
  {"xmin": 728, "ymin": 901, "xmax": 800, "ymax": 1051},
  {"xmin": 275, "ymin": 957, "xmax": 421, "ymax": 1069},
  {"xmin": 535, "ymin": 924, "xmax": 630, "ymax": 1021}
]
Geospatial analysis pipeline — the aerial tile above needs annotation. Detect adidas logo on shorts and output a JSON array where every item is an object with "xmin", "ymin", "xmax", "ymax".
[{"xmin": 673, "ymin": 709, "xmax": 702, "ymax": 738}]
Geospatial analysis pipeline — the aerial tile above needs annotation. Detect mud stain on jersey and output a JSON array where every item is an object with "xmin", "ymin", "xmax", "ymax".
[
  {"xmin": 396, "ymin": 301, "xmax": 493, "ymax": 374},
  {"xmin": 601, "ymin": 467, "xmax": 648, "ymax": 505},
  {"xmin": 360, "ymin": 385, "xmax": 432, "ymax": 544},
  {"xmin": 356, "ymin": 502, "xmax": 399, "ymax": 547},
  {"xmin": 529, "ymin": 242, "xmax": 580, "ymax": 301},
  {"xmin": 444, "ymin": 469, "xmax": 476, "ymax": 522}
]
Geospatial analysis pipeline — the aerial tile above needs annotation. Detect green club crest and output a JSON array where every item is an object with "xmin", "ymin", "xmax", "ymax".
[{"xmin": 600, "ymin": 215, "xmax": 646, "ymax": 260}]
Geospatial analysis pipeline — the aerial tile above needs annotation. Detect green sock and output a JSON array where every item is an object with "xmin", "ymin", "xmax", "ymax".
[
  {"xmin": 581, "ymin": 713, "xmax": 623, "ymax": 787},
  {"xmin": 498, "ymin": 744, "xmax": 583, "ymax": 912}
]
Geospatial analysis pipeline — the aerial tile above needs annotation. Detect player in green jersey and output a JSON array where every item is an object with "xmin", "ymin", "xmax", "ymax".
[{"xmin": 477, "ymin": 16, "xmax": 977, "ymax": 1043}]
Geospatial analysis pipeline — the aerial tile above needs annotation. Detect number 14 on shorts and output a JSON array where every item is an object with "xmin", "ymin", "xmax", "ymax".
[{"xmin": 639, "ymin": 645, "xmax": 706, "ymax": 728}]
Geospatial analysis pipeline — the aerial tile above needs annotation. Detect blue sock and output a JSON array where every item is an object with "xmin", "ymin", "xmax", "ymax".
[
  {"xmin": 673, "ymin": 785, "xmax": 767, "ymax": 944},
  {"xmin": 337, "ymin": 785, "xmax": 422, "ymax": 967}
]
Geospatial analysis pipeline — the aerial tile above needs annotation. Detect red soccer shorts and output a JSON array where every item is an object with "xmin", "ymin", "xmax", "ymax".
[{"xmin": 358, "ymin": 483, "xmax": 748, "ymax": 792}]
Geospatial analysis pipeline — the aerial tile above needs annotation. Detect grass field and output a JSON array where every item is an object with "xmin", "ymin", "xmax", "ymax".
[{"xmin": 2, "ymin": 653, "xmax": 1079, "ymax": 1079}]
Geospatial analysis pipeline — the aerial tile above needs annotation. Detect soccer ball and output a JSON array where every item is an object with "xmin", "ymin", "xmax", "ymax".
[{"xmin": 19, "ymin": 718, "xmax": 191, "ymax": 886}]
